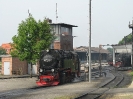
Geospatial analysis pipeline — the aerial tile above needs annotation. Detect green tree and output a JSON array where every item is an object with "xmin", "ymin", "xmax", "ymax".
[
  {"xmin": 0, "ymin": 47, "xmax": 6, "ymax": 61},
  {"xmin": 118, "ymin": 34, "xmax": 132, "ymax": 45},
  {"xmin": 11, "ymin": 15, "xmax": 54, "ymax": 77},
  {"xmin": 0, "ymin": 47, "xmax": 6, "ymax": 55},
  {"xmin": 107, "ymin": 47, "xmax": 113, "ymax": 54}
]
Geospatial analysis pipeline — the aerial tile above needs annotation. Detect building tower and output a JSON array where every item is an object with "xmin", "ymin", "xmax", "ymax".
[{"xmin": 50, "ymin": 23, "xmax": 77, "ymax": 50}]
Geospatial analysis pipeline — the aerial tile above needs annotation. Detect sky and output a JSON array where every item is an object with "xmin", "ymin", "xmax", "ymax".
[{"xmin": 0, "ymin": 0, "xmax": 133, "ymax": 48}]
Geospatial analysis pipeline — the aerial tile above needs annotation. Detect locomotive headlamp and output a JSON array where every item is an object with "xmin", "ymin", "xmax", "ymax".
[
  {"xmin": 51, "ymin": 69, "xmax": 54, "ymax": 72},
  {"xmin": 46, "ymin": 49, "xmax": 49, "ymax": 52}
]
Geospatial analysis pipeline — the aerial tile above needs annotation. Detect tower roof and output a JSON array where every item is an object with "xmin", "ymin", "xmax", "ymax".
[{"xmin": 50, "ymin": 23, "xmax": 78, "ymax": 27}]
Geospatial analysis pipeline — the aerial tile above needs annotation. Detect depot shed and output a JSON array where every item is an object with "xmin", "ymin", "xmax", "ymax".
[{"xmin": 0, "ymin": 55, "xmax": 28, "ymax": 75}]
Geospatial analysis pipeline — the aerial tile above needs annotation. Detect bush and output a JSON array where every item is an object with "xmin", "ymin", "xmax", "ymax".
[
  {"xmin": 0, "ymin": 62, "xmax": 1, "ymax": 69},
  {"xmin": 129, "ymin": 71, "xmax": 133, "ymax": 80}
]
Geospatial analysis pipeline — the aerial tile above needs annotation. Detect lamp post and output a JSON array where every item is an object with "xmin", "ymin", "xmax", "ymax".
[
  {"xmin": 128, "ymin": 20, "xmax": 133, "ymax": 70},
  {"xmin": 88, "ymin": 0, "xmax": 92, "ymax": 82},
  {"xmin": 73, "ymin": 36, "xmax": 77, "ymax": 51},
  {"xmin": 86, "ymin": 52, "xmax": 89, "ymax": 65},
  {"xmin": 28, "ymin": 9, "xmax": 33, "ymax": 78}
]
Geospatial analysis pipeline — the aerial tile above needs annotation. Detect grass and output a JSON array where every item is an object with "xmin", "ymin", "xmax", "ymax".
[
  {"xmin": 129, "ymin": 70, "xmax": 133, "ymax": 80},
  {"xmin": 54, "ymin": 94, "xmax": 80, "ymax": 99},
  {"xmin": 54, "ymin": 96, "xmax": 75, "ymax": 99}
]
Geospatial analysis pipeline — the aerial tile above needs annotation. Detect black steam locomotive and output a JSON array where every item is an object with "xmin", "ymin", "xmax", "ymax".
[
  {"xmin": 36, "ymin": 49, "xmax": 80, "ymax": 86},
  {"xmin": 108, "ymin": 53, "xmax": 132, "ymax": 70},
  {"xmin": 115, "ymin": 53, "xmax": 132, "ymax": 70}
]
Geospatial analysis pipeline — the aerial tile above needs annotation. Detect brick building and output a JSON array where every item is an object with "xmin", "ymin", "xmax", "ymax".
[
  {"xmin": 50, "ymin": 23, "xmax": 77, "ymax": 50},
  {"xmin": 1, "ymin": 55, "xmax": 28, "ymax": 75}
]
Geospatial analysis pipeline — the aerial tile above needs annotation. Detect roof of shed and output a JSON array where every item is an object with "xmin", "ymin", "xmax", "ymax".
[{"xmin": 74, "ymin": 46, "xmax": 110, "ymax": 54}]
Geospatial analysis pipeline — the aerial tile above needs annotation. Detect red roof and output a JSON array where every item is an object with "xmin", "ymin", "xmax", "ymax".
[{"xmin": 1, "ymin": 43, "xmax": 11, "ymax": 49}]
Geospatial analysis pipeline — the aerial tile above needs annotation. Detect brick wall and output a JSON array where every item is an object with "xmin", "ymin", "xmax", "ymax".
[
  {"xmin": 12, "ymin": 57, "xmax": 28, "ymax": 75},
  {"xmin": 60, "ymin": 35, "xmax": 73, "ymax": 50}
]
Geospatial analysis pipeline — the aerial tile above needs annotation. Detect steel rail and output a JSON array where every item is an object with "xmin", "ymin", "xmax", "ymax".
[{"xmin": 74, "ymin": 68, "xmax": 125, "ymax": 99}]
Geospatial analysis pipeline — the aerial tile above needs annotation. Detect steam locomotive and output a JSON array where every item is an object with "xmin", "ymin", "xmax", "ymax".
[
  {"xmin": 115, "ymin": 53, "xmax": 132, "ymax": 70},
  {"xmin": 36, "ymin": 49, "xmax": 80, "ymax": 86},
  {"xmin": 108, "ymin": 53, "xmax": 132, "ymax": 70}
]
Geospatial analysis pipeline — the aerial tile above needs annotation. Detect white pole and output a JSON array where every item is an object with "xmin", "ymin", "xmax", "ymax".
[
  {"xmin": 88, "ymin": 0, "xmax": 91, "ymax": 82},
  {"xmin": 113, "ymin": 48, "xmax": 115, "ymax": 66}
]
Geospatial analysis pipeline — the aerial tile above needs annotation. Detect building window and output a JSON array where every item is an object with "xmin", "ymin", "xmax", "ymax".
[{"xmin": 61, "ymin": 27, "xmax": 72, "ymax": 35}]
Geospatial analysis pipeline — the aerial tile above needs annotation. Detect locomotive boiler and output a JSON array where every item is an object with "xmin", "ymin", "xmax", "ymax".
[{"xmin": 36, "ymin": 49, "xmax": 80, "ymax": 86}]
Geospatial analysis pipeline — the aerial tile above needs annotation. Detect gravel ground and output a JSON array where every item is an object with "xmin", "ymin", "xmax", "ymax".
[
  {"xmin": 100, "ymin": 88, "xmax": 133, "ymax": 99},
  {"xmin": 12, "ymin": 80, "xmax": 104, "ymax": 99},
  {"xmin": 0, "ymin": 66, "xmax": 112, "ymax": 99},
  {"xmin": 1, "ymin": 67, "xmax": 133, "ymax": 99},
  {"xmin": 0, "ymin": 77, "xmax": 38, "ymax": 92},
  {"xmin": 0, "ymin": 75, "xmax": 107, "ymax": 99}
]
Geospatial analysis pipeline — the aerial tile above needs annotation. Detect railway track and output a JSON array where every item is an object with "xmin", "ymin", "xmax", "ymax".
[{"xmin": 74, "ymin": 68, "xmax": 126, "ymax": 99}]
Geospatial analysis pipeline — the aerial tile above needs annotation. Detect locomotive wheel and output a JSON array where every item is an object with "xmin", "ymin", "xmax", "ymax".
[{"xmin": 68, "ymin": 76, "xmax": 74, "ymax": 83}]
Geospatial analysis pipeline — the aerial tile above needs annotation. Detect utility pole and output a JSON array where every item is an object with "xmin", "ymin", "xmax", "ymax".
[
  {"xmin": 88, "ymin": 0, "xmax": 91, "ymax": 82},
  {"xmin": 99, "ymin": 45, "xmax": 102, "ymax": 77},
  {"xmin": 129, "ymin": 20, "xmax": 133, "ymax": 70}
]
